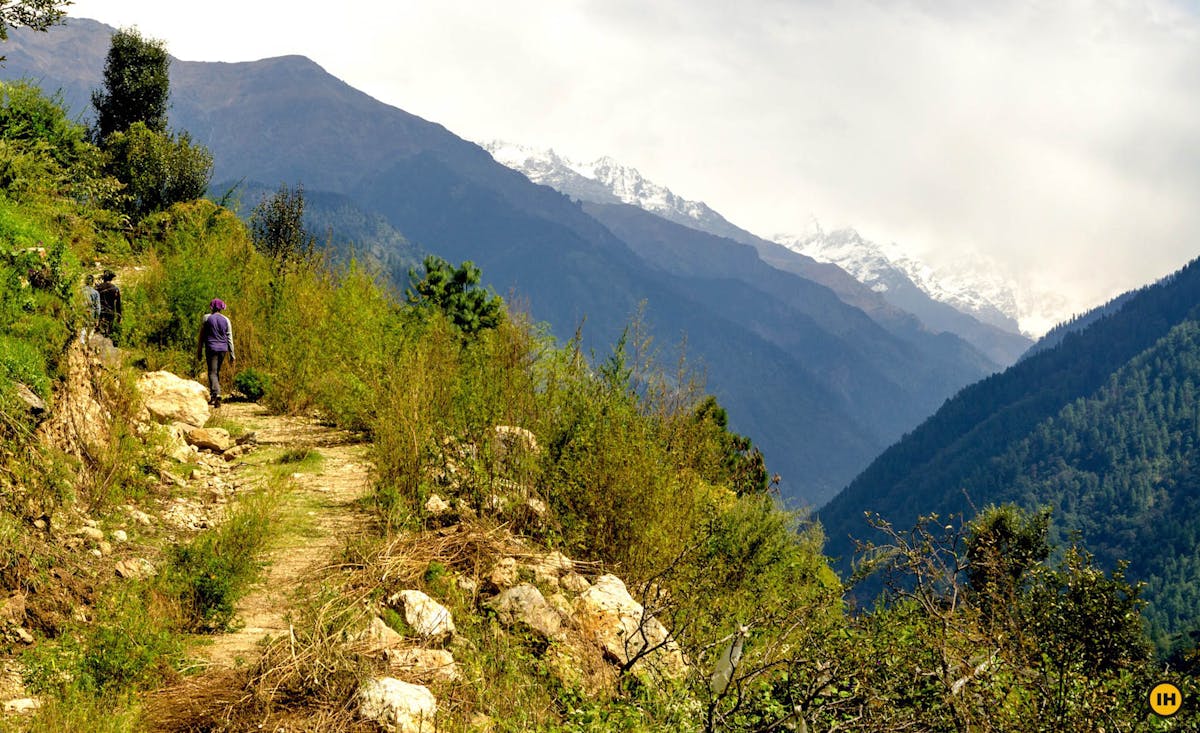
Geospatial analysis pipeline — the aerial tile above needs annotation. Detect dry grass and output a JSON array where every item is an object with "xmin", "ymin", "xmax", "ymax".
[
  {"xmin": 142, "ymin": 668, "xmax": 373, "ymax": 732},
  {"xmin": 142, "ymin": 519, "xmax": 609, "ymax": 732}
]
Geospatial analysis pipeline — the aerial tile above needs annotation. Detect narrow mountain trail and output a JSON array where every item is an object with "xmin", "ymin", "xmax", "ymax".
[{"xmin": 194, "ymin": 401, "xmax": 374, "ymax": 671}]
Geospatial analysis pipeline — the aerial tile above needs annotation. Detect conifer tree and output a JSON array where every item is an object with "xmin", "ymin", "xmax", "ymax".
[{"xmin": 406, "ymin": 255, "xmax": 503, "ymax": 334}]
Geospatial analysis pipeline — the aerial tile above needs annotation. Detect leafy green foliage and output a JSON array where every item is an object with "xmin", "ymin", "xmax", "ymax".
[
  {"xmin": 0, "ymin": 81, "xmax": 86, "ymax": 168},
  {"xmin": 0, "ymin": 82, "xmax": 120, "ymax": 219},
  {"xmin": 406, "ymin": 254, "xmax": 502, "ymax": 334},
  {"xmin": 965, "ymin": 503, "xmax": 1052, "ymax": 617},
  {"xmin": 23, "ymin": 584, "xmax": 184, "ymax": 697},
  {"xmin": 249, "ymin": 181, "xmax": 317, "ymax": 268},
  {"xmin": 806, "ymin": 509, "xmax": 1161, "ymax": 732},
  {"xmin": 233, "ymin": 366, "xmax": 270, "ymax": 400},
  {"xmin": 103, "ymin": 122, "xmax": 213, "ymax": 220},
  {"xmin": 0, "ymin": 196, "xmax": 77, "ymax": 438},
  {"xmin": 91, "ymin": 27, "xmax": 169, "ymax": 141}
]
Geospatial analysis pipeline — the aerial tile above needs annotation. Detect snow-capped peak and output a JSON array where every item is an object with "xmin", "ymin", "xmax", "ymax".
[
  {"xmin": 776, "ymin": 226, "xmax": 1063, "ymax": 337},
  {"xmin": 481, "ymin": 140, "xmax": 747, "ymax": 240}
]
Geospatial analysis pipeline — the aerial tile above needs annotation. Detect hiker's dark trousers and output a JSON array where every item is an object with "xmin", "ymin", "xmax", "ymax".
[{"xmin": 206, "ymin": 348, "xmax": 228, "ymax": 400}]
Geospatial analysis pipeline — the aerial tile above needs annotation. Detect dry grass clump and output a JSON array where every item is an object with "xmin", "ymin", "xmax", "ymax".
[{"xmin": 354, "ymin": 522, "xmax": 526, "ymax": 590}]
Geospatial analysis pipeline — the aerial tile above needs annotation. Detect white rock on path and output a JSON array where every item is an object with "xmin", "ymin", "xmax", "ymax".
[
  {"xmin": 137, "ymin": 371, "xmax": 210, "ymax": 428},
  {"xmin": 358, "ymin": 677, "xmax": 436, "ymax": 733}
]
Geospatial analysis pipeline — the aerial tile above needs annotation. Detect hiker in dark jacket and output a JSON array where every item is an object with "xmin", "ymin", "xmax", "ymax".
[
  {"xmin": 196, "ymin": 298, "xmax": 235, "ymax": 406},
  {"xmin": 95, "ymin": 270, "xmax": 122, "ymax": 341}
]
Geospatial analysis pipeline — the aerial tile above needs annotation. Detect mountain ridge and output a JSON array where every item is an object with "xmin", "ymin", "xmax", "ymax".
[{"xmin": 486, "ymin": 141, "xmax": 1032, "ymax": 366}]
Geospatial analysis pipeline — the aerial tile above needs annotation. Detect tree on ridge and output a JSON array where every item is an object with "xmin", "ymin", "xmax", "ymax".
[{"xmin": 91, "ymin": 26, "xmax": 169, "ymax": 141}]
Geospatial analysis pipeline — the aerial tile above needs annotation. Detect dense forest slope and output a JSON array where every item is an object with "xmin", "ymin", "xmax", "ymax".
[{"xmin": 820, "ymin": 256, "xmax": 1200, "ymax": 647}]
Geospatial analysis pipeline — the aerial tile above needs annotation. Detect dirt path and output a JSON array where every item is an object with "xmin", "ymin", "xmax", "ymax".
[{"xmin": 199, "ymin": 402, "xmax": 374, "ymax": 670}]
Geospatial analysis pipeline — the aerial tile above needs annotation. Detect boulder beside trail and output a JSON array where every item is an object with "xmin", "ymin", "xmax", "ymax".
[
  {"xmin": 487, "ymin": 583, "xmax": 563, "ymax": 640},
  {"xmin": 137, "ymin": 371, "xmax": 210, "ymax": 428},
  {"xmin": 388, "ymin": 590, "xmax": 456, "ymax": 642},
  {"xmin": 186, "ymin": 427, "xmax": 233, "ymax": 452},
  {"xmin": 358, "ymin": 677, "xmax": 436, "ymax": 733}
]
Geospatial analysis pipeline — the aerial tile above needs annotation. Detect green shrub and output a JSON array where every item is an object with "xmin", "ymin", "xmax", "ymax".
[
  {"xmin": 0, "ymin": 333, "xmax": 49, "ymax": 397},
  {"xmin": 103, "ymin": 122, "xmax": 212, "ymax": 221},
  {"xmin": 233, "ymin": 366, "xmax": 270, "ymax": 401},
  {"xmin": 406, "ymin": 254, "xmax": 503, "ymax": 335},
  {"xmin": 163, "ymin": 490, "xmax": 275, "ymax": 631},
  {"xmin": 23, "ymin": 584, "xmax": 182, "ymax": 697}
]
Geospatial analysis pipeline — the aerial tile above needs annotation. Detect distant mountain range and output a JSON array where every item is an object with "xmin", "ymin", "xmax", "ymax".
[
  {"xmin": 485, "ymin": 142, "xmax": 1032, "ymax": 367},
  {"xmin": 819, "ymin": 256, "xmax": 1200, "ymax": 649},
  {"xmin": 3, "ymin": 17, "xmax": 1007, "ymax": 507}
]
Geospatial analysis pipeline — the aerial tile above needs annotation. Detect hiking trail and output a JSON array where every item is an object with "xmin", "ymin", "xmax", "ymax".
[{"xmin": 198, "ymin": 401, "xmax": 373, "ymax": 671}]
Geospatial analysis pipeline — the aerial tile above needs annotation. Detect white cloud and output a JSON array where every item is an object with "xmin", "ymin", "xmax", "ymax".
[{"xmin": 64, "ymin": 0, "xmax": 1200, "ymax": 330}]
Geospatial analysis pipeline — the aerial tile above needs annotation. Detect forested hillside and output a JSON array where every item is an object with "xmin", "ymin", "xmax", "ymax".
[{"xmin": 821, "ymin": 257, "xmax": 1200, "ymax": 651}]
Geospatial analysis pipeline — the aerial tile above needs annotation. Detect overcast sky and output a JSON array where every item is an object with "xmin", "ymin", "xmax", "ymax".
[{"xmin": 65, "ymin": 0, "xmax": 1200, "ymax": 332}]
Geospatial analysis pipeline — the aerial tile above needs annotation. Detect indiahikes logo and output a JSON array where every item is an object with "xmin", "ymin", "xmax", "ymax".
[{"xmin": 1149, "ymin": 681, "xmax": 1183, "ymax": 718}]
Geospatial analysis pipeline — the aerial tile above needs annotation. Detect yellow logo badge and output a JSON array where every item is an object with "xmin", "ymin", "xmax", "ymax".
[{"xmin": 1149, "ymin": 681, "xmax": 1183, "ymax": 717}]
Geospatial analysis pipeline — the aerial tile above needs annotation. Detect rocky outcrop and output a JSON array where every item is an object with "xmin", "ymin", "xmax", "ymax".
[
  {"xmin": 574, "ymin": 574, "xmax": 686, "ymax": 679},
  {"xmin": 34, "ymin": 340, "xmax": 110, "ymax": 457},
  {"xmin": 137, "ymin": 371, "xmax": 210, "ymax": 428},
  {"xmin": 358, "ymin": 677, "xmax": 436, "ymax": 733},
  {"xmin": 13, "ymin": 384, "xmax": 45, "ymax": 418}
]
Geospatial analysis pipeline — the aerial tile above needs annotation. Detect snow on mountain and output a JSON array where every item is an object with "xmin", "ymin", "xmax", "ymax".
[
  {"xmin": 483, "ymin": 140, "xmax": 1048, "ymax": 338},
  {"xmin": 483, "ymin": 141, "xmax": 755, "ymax": 244},
  {"xmin": 777, "ymin": 226, "xmax": 1065, "ymax": 338}
]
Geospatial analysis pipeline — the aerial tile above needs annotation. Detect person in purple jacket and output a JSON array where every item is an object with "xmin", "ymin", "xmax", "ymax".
[{"xmin": 196, "ymin": 298, "xmax": 235, "ymax": 406}]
